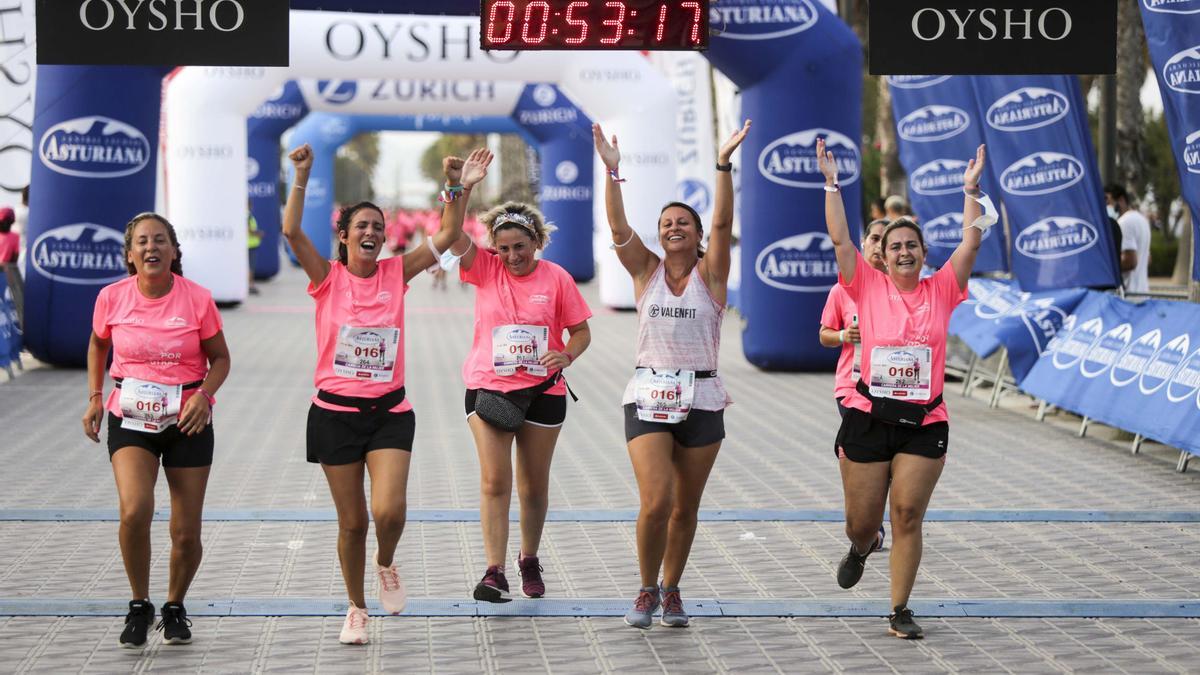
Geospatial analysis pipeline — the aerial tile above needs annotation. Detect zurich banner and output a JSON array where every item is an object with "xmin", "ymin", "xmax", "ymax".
[
  {"xmin": 948, "ymin": 278, "xmax": 1088, "ymax": 382},
  {"xmin": 970, "ymin": 75, "xmax": 1121, "ymax": 291},
  {"xmin": 705, "ymin": 0, "xmax": 862, "ymax": 370},
  {"xmin": 889, "ymin": 75, "xmax": 1008, "ymax": 272},
  {"xmin": 511, "ymin": 84, "xmax": 594, "ymax": 282},
  {"xmin": 24, "ymin": 66, "xmax": 167, "ymax": 367},
  {"xmin": 1140, "ymin": 0, "xmax": 1200, "ymax": 281},
  {"xmin": 1021, "ymin": 291, "xmax": 1200, "ymax": 459},
  {"xmin": 248, "ymin": 82, "xmax": 310, "ymax": 280}
]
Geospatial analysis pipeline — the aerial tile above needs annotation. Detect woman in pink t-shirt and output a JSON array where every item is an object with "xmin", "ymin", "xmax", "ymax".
[
  {"xmin": 443, "ymin": 201, "xmax": 592, "ymax": 603},
  {"xmin": 594, "ymin": 120, "xmax": 750, "ymax": 630},
  {"xmin": 82, "ymin": 213, "xmax": 231, "ymax": 648},
  {"xmin": 820, "ymin": 140, "xmax": 992, "ymax": 639},
  {"xmin": 284, "ymin": 144, "xmax": 492, "ymax": 644}
]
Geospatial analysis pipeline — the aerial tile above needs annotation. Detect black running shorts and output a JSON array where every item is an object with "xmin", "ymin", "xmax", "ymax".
[
  {"xmin": 106, "ymin": 412, "xmax": 214, "ymax": 468},
  {"xmin": 623, "ymin": 404, "xmax": 725, "ymax": 448},
  {"xmin": 464, "ymin": 389, "xmax": 567, "ymax": 427},
  {"xmin": 306, "ymin": 404, "xmax": 415, "ymax": 465},
  {"xmin": 834, "ymin": 407, "xmax": 948, "ymax": 463}
]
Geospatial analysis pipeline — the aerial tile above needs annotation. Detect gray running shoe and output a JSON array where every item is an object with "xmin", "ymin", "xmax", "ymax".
[
  {"xmin": 888, "ymin": 605, "xmax": 924, "ymax": 639},
  {"xmin": 623, "ymin": 587, "xmax": 660, "ymax": 629},
  {"xmin": 659, "ymin": 586, "xmax": 689, "ymax": 627}
]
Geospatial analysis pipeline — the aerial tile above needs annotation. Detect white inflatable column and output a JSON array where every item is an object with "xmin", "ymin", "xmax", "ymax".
[{"xmin": 162, "ymin": 67, "xmax": 287, "ymax": 303}]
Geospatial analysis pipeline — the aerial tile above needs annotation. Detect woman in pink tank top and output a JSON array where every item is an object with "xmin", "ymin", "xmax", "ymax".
[
  {"xmin": 283, "ymin": 144, "xmax": 492, "ymax": 645},
  {"xmin": 821, "ymin": 140, "xmax": 992, "ymax": 639},
  {"xmin": 594, "ymin": 119, "xmax": 751, "ymax": 630}
]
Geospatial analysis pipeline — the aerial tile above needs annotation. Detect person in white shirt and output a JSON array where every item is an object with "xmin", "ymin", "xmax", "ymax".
[{"xmin": 1104, "ymin": 184, "xmax": 1151, "ymax": 294}]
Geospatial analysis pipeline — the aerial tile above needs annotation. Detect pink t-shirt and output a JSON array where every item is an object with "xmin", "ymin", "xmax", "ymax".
[
  {"xmin": 308, "ymin": 257, "xmax": 412, "ymax": 413},
  {"xmin": 820, "ymin": 284, "xmax": 859, "ymax": 401},
  {"xmin": 92, "ymin": 274, "xmax": 222, "ymax": 416},
  {"xmin": 838, "ymin": 253, "xmax": 967, "ymax": 425},
  {"xmin": 460, "ymin": 250, "xmax": 592, "ymax": 394},
  {"xmin": 0, "ymin": 231, "xmax": 19, "ymax": 263}
]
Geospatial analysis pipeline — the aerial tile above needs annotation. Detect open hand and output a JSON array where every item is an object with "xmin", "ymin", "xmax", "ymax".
[
  {"xmin": 816, "ymin": 137, "xmax": 839, "ymax": 185},
  {"xmin": 592, "ymin": 123, "xmax": 621, "ymax": 170},
  {"xmin": 718, "ymin": 119, "xmax": 752, "ymax": 164},
  {"xmin": 461, "ymin": 147, "xmax": 494, "ymax": 188},
  {"xmin": 964, "ymin": 144, "xmax": 986, "ymax": 187}
]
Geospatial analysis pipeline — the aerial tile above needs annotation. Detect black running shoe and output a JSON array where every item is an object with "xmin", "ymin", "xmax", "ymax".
[
  {"xmin": 157, "ymin": 602, "xmax": 193, "ymax": 644},
  {"xmin": 119, "ymin": 600, "xmax": 155, "ymax": 649},
  {"xmin": 888, "ymin": 605, "xmax": 924, "ymax": 639},
  {"xmin": 836, "ymin": 544, "xmax": 871, "ymax": 589},
  {"xmin": 473, "ymin": 565, "xmax": 512, "ymax": 603}
]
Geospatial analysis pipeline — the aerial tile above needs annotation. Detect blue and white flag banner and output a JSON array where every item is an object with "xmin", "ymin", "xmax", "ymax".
[
  {"xmin": 969, "ymin": 76, "xmax": 1121, "ymax": 291},
  {"xmin": 1140, "ymin": 1, "xmax": 1200, "ymax": 281},
  {"xmin": 949, "ymin": 278, "xmax": 1088, "ymax": 382},
  {"xmin": 889, "ymin": 75, "xmax": 1008, "ymax": 272},
  {"xmin": 1021, "ymin": 291, "xmax": 1200, "ymax": 458}
]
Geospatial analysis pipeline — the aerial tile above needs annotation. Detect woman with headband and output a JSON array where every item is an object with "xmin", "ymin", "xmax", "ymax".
[{"xmin": 445, "ymin": 202, "xmax": 592, "ymax": 602}]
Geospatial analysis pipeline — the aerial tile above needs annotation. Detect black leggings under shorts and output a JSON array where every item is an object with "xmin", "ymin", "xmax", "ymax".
[
  {"xmin": 306, "ymin": 404, "xmax": 415, "ymax": 465},
  {"xmin": 623, "ymin": 404, "xmax": 725, "ymax": 448},
  {"xmin": 106, "ymin": 412, "xmax": 214, "ymax": 468},
  {"xmin": 464, "ymin": 389, "xmax": 567, "ymax": 427},
  {"xmin": 834, "ymin": 407, "xmax": 948, "ymax": 463}
]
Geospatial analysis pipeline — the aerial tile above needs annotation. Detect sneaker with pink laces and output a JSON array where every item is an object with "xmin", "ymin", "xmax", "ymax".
[
  {"xmin": 517, "ymin": 553, "xmax": 545, "ymax": 599},
  {"xmin": 339, "ymin": 604, "xmax": 369, "ymax": 645},
  {"xmin": 374, "ymin": 551, "xmax": 407, "ymax": 615}
]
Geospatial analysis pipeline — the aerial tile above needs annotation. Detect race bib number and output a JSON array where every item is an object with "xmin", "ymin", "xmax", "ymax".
[
  {"xmin": 851, "ymin": 346, "xmax": 862, "ymax": 382},
  {"xmin": 492, "ymin": 324, "xmax": 549, "ymax": 376},
  {"xmin": 119, "ymin": 378, "xmax": 182, "ymax": 433},
  {"xmin": 868, "ymin": 346, "xmax": 932, "ymax": 400},
  {"xmin": 634, "ymin": 368, "xmax": 696, "ymax": 424},
  {"xmin": 333, "ymin": 326, "xmax": 400, "ymax": 381}
]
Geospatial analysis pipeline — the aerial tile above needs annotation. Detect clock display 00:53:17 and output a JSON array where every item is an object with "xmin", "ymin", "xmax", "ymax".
[{"xmin": 481, "ymin": 0, "xmax": 709, "ymax": 50}]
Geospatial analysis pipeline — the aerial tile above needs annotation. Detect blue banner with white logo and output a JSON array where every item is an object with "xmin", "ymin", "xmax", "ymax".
[
  {"xmin": 889, "ymin": 76, "xmax": 1008, "ymax": 272},
  {"xmin": 24, "ymin": 66, "xmax": 167, "ymax": 367},
  {"xmin": 949, "ymin": 278, "xmax": 1088, "ymax": 382},
  {"xmin": 1140, "ymin": 0, "xmax": 1200, "ymax": 281},
  {"xmin": 705, "ymin": 0, "xmax": 861, "ymax": 370},
  {"xmin": 248, "ymin": 82, "xmax": 310, "ymax": 280},
  {"xmin": 970, "ymin": 75, "xmax": 1121, "ymax": 291},
  {"xmin": 1021, "ymin": 291, "xmax": 1200, "ymax": 458},
  {"xmin": 511, "ymin": 84, "xmax": 594, "ymax": 282}
]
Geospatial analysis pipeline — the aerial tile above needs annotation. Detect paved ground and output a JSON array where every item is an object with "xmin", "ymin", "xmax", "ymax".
[{"xmin": 1, "ymin": 263, "xmax": 1198, "ymax": 674}]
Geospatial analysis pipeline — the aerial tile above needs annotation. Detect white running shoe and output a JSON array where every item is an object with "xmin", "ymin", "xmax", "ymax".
[
  {"xmin": 339, "ymin": 604, "xmax": 369, "ymax": 645},
  {"xmin": 375, "ymin": 551, "xmax": 407, "ymax": 615}
]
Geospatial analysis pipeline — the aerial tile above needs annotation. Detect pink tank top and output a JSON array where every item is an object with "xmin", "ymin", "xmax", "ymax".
[{"xmin": 621, "ymin": 263, "xmax": 731, "ymax": 411}]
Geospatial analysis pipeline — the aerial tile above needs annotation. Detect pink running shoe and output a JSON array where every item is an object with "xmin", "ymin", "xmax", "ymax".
[
  {"xmin": 339, "ymin": 604, "xmax": 369, "ymax": 645},
  {"xmin": 517, "ymin": 553, "xmax": 545, "ymax": 599},
  {"xmin": 375, "ymin": 551, "xmax": 407, "ymax": 615}
]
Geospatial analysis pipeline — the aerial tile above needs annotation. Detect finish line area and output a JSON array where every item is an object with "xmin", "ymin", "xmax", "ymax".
[{"xmin": 1, "ymin": 268, "xmax": 1198, "ymax": 672}]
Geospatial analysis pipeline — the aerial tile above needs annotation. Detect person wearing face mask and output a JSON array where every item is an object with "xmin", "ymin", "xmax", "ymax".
[
  {"xmin": 593, "ymin": 119, "xmax": 751, "ymax": 630},
  {"xmin": 820, "ymin": 139, "xmax": 991, "ymax": 640},
  {"xmin": 82, "ymin": 213, "xmax": 231, "ymax": 649},
  {"xmin": 441, "ymin": 201, "xmax": 592, "ymax": 603},
  {"xmin": 283, "ymin": 143, "xmax": 492, "ymax": 644}
]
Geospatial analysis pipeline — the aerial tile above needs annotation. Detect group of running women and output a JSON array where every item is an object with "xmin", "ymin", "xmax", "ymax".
[{"xmin": 80, "ymin": 119, "xmax": 992, "ymax": 646}]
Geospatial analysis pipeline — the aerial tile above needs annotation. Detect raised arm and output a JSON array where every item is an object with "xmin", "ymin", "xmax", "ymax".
[
  {"xmin": 593, "ymin": 123, "xmax": 657, "ymax": 283},
  {"xmin": 819, "ymin": 137, "xmax": 859, "ymax": 284},
  {"xmin": 282, "ymin": 144, "xmax": 332, "ymax": 287},
  {"xmin": 701, "ymin": 119, "xmax": 751, "ymax": 300},
  {"xmin": 948, "ymin": 144, "xmax": 987, "ymax": 292},
  {"xmin": 405, "ymin": 147, "xmax": 492, "ymax": 281}
]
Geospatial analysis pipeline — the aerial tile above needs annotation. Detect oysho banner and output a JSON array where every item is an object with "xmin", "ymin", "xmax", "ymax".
[
  {"xmin": 888, "ymin": 75, "xmax": 1007, "ymax": 272},
  {"xmin": 36, "ymin": 0, "xmax": 289, "ymax": 66},
  {"xmin": 1021, "ymin": 291, "xmax": 1200, "ymax": 458},
  {"xmin": 948, "ymin": 277, "xmax": 1087, "ymax": 381},
  {"xmin": 1140, "ymin": 0, "xmax": 1200, "ymax": 281},
  {"xmin": 970, "ymin": 75, "xmax": 1121, "ymax": 291},
  {"xmin": 0, "ymin": 0, "xmax": 36, "ymax": 210}
]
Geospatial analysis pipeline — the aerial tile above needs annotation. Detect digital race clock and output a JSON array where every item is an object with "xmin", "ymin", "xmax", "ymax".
[{"xmin": 480, "ymin": 0, "xmax": 709, "ymax": 51}]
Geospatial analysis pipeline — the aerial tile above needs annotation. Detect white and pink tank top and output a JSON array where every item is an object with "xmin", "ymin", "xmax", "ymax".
[{"xmin": 621, "ymin": 263, "xmax": 731, "ymax": 411}]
